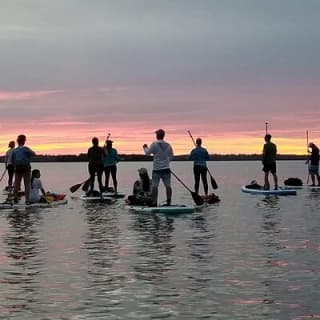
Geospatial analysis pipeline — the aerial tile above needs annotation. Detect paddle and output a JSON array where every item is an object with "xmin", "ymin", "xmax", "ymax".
[
  {"xmin": 69, "ymin": 178, "xmax": 90, "ymax": 193},
  {"xmin": 306, "ymin": 130, "xmax": 310, "ymax": 185},
  {"xmin": 187, "ymin": 130, "xmax": 218, "ymax": 189},
  {"xmin": 170, "ymin": 170, "xmax": 204, "ymax": 206},
  {"xmin": 0, "ymin": 167, "xmax": 7, "ymax": 184}
]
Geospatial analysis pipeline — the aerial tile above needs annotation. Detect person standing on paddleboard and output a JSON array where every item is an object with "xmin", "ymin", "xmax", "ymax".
[
  {"xmin": 189, "ymin": 138, "xmax": 209, "ymax": 196},
  {"xmin": 307, "ymin": 142, "xmax": 320, "ymax": 186},
  {"xmin": 11, "ymin": 134, "xmax": 36, "ymax": 204},
  {"xmin": 87, "ymin": 137, "xmax": 105, "ymax": 198},
  {"xmin": 5, "ymin": 140, "xmax": 15, "ymax": 191},
  {"xmin": 262, "ymin": 134, "xmax": 278, "ymax": 190},
  {"xmin": 103, "ymin": 139, "xmax": 120, "ymax": 193},
  {"xmin": 143, "ymin": 129, "xmax": 174, "ymax": 207}
]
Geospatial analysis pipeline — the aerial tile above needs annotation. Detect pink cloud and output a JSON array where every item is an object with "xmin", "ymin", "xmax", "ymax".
[{"xmin": 0, "ymin": 90, "xmax": 64, "ymax": 101}]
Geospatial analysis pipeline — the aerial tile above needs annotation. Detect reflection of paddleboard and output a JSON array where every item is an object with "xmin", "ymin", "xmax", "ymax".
[
  {"xmin": 126, "ymin": 205, "xmax": 196, "ymax": 214},
  {"xmin": 0, "ymin": 199, "xmax": 68, "ymax": 210},
  {"xmin": 241, "ymin": 185, "xmax": 297, "ymax": 195}
]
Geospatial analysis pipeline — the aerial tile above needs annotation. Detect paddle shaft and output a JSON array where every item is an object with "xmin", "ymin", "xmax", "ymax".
[
  {"xmin": 306, "ymin": 130, "xmax": 310, "ymax": 184},
  {"xmin": 0, "ymin": 167, "xmax": 7, "ymax": 183},
  {"xmin": 170, "ymin": 170, "xmax": 193, "ymax": 193},
  {"xmin": 265, "ymin": 122, "xmax": 268, "ymax": 134}
]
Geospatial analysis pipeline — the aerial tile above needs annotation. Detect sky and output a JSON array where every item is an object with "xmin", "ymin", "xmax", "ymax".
[{"xmin": 1, "ymin": 0, "xmax": 319, "ymax": 155}]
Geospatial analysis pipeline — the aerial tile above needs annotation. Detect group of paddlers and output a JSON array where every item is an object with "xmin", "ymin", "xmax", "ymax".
[{"xmin": 3, "ymin": 131, "xmax": 320, "ymax": 206}]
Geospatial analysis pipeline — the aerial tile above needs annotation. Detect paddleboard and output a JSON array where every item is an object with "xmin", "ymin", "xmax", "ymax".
[
  {"xmin": 126, "ymin": 204, "xmax": 196, "ymax": 214},
  {"xmin": 284, "ymin": 185, "xmax": 320, "ymax": 189},
  {"xmin": 80, "ymin": 194, "xmax": 117, "ymax": 203},
  {"xmin": 103, "ymin": 191, "xmax": 125, "ymax": 198},
  {"xmin": 0, "ymin": 199, "xmax": 68, "ymax": 210},
  {"xmin": 241, "ymin": 185, "xmax": 297, "ymax": 195}
]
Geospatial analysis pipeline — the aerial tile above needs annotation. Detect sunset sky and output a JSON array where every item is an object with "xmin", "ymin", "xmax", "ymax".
[{"xmin": 1, "ymin": 0, "xmax": 319, "ymax": 155}]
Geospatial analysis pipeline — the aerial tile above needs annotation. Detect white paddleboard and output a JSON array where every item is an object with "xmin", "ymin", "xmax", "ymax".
[
  {"xmin": 80, "ymin": 194, "xmax": 117, "ymax": 203},
  {"xmin": 0, "ymin": 199, "xmax": 68, "ymax": 210},
  {"xmin": 241, "ymin": 185, "xmax": 297, "ymax": 195},
  {"xmin": 126, "ymin": 205, "xmax": 196, "ymax": 214}
]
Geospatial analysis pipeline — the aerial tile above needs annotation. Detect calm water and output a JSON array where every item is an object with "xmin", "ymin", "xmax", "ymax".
[{"xmin": 0, "ymin": 161, "xmax": 319, "ymax": 320}]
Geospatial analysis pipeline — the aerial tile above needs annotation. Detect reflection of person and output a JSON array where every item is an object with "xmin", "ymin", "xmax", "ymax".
[
  {"xmin": 12, "ymin": 134, "xmax": 36, "ymax": 204},
  {"xmin": 308, "ymin": 142, "xmax": 320, "ymax": 186},
  {"xmin": 30, "ymin": 169, "xmax": 47, "ymax": 203},
  {"xmin": 87, "ymin": 137, "xmax": 105, "ymax": 197},
  {"xmin": 104, "ymin": 140, "xmax": 120, "ymax": 193},
  {"xmin": 143, "ymin": 129, "xmax": 174, "ymax": 206},
  {"xmin": 262, "ymin": 134, "xmax": 278, "ymax": 190},
  {"xmin": 189, "ymin": 137, "xmax": 209, "ymax": 196},
  {"xmin": 5, "ymin": 140, "xmax": 15, "ymax": 190}
]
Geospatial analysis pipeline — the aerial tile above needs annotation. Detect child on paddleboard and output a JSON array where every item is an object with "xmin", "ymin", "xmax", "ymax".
[{"xmin": 30, "ymin": 169, "xmax": 48, "ymax": 203}]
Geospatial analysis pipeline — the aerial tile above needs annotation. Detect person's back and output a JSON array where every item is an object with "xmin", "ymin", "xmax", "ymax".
[
  {"xmin": 87, "ymin": 137, "xmax": 105, "ymax": 196},
  {"xmin": 310, "ymin": 144, "xmax": 320, "ymax": 165},
  {"xmin": 143, "ymin": 129, "xmax": 174, "ymax": 206},
  {"xmin": 262, "ymin": 134, "xmax": 278, "ymax": 190},
  {"xmin": 12, "ymin": 134, "xmax": 35, "ymax": 204},
  {"xmin": 189, "ymin": 138, "xmax": 209, "ymax": 195},
  {"xmin": 146, "ymin": 140, "xmax": 173, "ymax": 171},
  {"xmin": 30, "ymin": 177, "xmax": 43, "ymax": 202},
  {"xmin": 263, "ymin": 141, "xmax": 277, "ymax": 164},
  {"xmin": 88, "ymin": 145, "xmax": 105, "ymax": 165},
  {"xmin": 189, "ymin": 146, "xmax": 209, "ymax": 167}
]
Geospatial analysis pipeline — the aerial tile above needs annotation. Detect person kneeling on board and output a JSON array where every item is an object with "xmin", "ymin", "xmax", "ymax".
[{"xmin": 126, "ymin": 168, "xmax": 153, "ymax": 206}]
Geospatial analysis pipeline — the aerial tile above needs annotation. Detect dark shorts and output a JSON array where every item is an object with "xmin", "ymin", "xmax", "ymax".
[
  {"xmin": 152, "ymin": 168, "xmax": 171, "ymax": 188},
  {"xmin": 15, "ymin": 164, "xmax": 31, "ymax": 174},
  {"xmin": 309, "ymin": 164, "xmax": 319, "ymax": 175},
  {"xmin": 263, "ymin": 162, "xmax": 276, "ymax": 174}
]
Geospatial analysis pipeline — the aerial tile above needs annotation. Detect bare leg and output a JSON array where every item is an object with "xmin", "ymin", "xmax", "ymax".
[
  {"xmin": 264, "ymin": 172, "xmax": 270, "ymax": 190},
  {"xmin": 23, "ymin": 171, "xmax": 31, "ymax": 202},
  {"xmin": 166, "ymin": 186, "xmax": 172, "ymax": 205},
  {"xmin": 151, "ymin": 186, "xmax": 158, "ymax": 206},
  {"xmin": 310, "ymin": 173, "xmax": 315, "ymax": 186},
  {"xmin": 13, "ymin": 173, "xmax": 22, "ymax": 202},
  {"xmin": 273, "ymin": 173, "xmax": 278, "ymax": 189}
]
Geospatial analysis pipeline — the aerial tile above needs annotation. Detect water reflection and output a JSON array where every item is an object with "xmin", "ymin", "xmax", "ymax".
[
  {"xmin": 81, "ymin": 205, "xmax": 127, "ymax": 317},
  {"xmin": 131, "ymin": 214, "xmax": 175, "ymax": 282},
  {"xmin": 1, "ymin": 210, "xmax": 43, "ymax": 317}
]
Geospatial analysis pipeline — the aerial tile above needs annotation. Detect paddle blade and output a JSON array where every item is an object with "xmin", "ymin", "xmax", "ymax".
[
  {"xmin": 82, "ymin": 179, "xmax": 91, "ymax": 191},
  {"xmin": 210, "ymin": 176, "xmax": 218, "ymax": 189},
  {"xmin": 207, "ymin": 169, "xmax": 218, "ymax": 189},
  {"xmin": 191, "ymin": 192, "xmax": 204, "ymax": 206},
  {"xmin": 70, "ymin": 183, "xmax": 82, "ymax": 193}
]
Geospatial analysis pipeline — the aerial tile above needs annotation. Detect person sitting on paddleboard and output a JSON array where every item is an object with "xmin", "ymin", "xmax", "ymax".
[
  {"xmin": 143, "ymin": 129, "xmax": 174, "ymax": 207},
  {"xmin": 262, "ymin": 134, "xmax": 278, "ymax": 190},
  {"xmin": 87, "ymin": 137, "xmax": 105, "ymax": 198},
  {"xmin": 189, "ymin": 137, "xmax": 210, "ymax": 196},
  {"xmin": 103, "ymin": 139, "xmax": 120, "ymax": 193},
  {"xmin": 308, "ymin": 142, "xmax": 320, "ymax": 186},
  {"xmin": 126, "ymin": 168, "xmax": 153, "ymax": 206},
  {"xmin": 29, "ymin": 169, "xmax": 48, "ymax": 203},
  {"xmin": 5, "ymin": 140, "xmax": 15, "ymax": 191}
]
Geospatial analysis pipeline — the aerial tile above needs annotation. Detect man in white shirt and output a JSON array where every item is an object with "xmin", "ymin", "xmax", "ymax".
[{"xmin": 143, "ymin": 129, "xmax": 174, "ymax": 206}]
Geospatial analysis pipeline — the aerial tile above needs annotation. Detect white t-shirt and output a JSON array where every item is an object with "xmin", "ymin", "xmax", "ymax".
[
  {"xmin": 144, "ymin": 140, "xmax": 174, "ymax": 171},
  {"xmin": 30, "ymin": 178, "xmax": 43, "ymax": 203}
]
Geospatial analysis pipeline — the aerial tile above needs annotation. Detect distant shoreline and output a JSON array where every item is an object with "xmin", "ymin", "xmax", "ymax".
[{"xmin": 0, "ymin": 154, "xmax": 308, "ymax": 163}]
